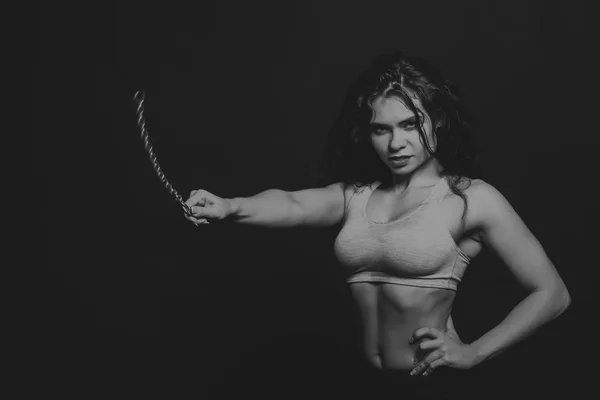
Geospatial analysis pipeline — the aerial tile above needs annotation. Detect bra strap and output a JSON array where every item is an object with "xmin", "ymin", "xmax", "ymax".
[{"xmin": 429, "ymin": 176, "xmax": 451, "ymax": 203}]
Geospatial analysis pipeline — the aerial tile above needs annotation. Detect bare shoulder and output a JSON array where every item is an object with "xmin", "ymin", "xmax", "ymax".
[
  {"xmin": 326, "ymin": 181, "xmax": 356, "ymax": 198},
  {"xmin": 464, "ymin": 178, "xmax": 506, "ymax": 206},
  {"xmin": 343, "ymin": 180, "xmax": 372, "ymax": 195},
  {"xmin": 462, "ymin": 178, "xmax": 516, "ymax": 230},
  {"xmin": 342, "ymin": 181, "xmax": 363, "ymax": 207},
  {"xmin": 461, "ymin": 178, "xmax": 490, "ymax": 194}
]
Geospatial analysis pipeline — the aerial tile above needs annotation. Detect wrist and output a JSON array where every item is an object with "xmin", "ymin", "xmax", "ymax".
[
  {"xmin": 226, "ymin": 198, "xmax": 240, "ymax": 218},
  {"xmin": 466, "ymin": 342, "xmax": 485, "ymax": 368}
]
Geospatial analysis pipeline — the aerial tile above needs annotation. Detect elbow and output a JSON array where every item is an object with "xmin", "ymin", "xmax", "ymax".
[
  {"xmin": 560, "ymin": 286, "xmax": 572, "ymax": 313},
  {"xmin": 532, "ymin": 283, "xmax": 571, "ymax": 317},
  {"xmin": 556, "ymin": 280, "xmax": 571, "ymax": 312},
  {"xmin": 549, "ymin": 284, "xmax": 571, "ymax": 316}
]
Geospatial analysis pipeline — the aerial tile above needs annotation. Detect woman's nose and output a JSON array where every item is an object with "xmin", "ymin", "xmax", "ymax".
[{"xmin": 389, "ymin": 129, "xmax": 408, "ymax": 149}]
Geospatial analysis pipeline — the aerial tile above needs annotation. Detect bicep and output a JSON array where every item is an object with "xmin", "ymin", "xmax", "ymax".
[
  {"xmin": 474, "ymin": 182, "xmax": 567, "ymax": 293},
  {"xmin": 290, "ymin": 182, "xmax": 351, "ymax": 227}
]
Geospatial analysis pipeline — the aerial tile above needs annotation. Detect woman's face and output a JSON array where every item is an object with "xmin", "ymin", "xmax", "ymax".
[{"xmin": 368, "ymin": 95, "xmax": 437, "ymax": 177}]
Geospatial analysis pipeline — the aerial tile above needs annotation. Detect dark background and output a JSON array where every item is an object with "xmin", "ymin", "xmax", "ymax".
[{"xmin": 31, "ymin": 0, "xmax": 591, "ymax": 395}]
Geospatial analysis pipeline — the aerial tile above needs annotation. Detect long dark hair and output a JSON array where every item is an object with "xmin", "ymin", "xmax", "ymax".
[{"xmin": 316, "ymin": 51, "xmax": 484, "ymax": 223}]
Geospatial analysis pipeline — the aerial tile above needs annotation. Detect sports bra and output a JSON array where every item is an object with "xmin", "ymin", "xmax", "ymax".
[{"xmin": 333, "ymin": 176, "xmax": 471, "ymax": 291}]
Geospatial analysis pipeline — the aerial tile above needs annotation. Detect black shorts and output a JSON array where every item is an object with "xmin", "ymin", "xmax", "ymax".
[{"xmin": 350, "ymin": 361, "xmax": 490, "ymax": 400}]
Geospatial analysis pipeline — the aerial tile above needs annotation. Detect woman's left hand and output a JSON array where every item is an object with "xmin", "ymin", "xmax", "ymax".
[{"xmin": 409, "ymin": 327, "xmax": 477, "ymax": 376}]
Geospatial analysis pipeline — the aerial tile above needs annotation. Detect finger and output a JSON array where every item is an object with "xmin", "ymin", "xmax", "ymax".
[
  {"xmin": 185, "ymin": 191, "xmax": 206, "ymax": 208},
  {"xmin": 185, "ymin": 213, "xmax": 208, "ymax": 224},
  {"xmin": 186, "ymin": 216, "xmax": 207, "ymax": 227},
  {"xmin": 409, "ymin": 327, "xmax": 443, "ymax": 344},
  {"xmin": 189, "ymin": 205, "xmax": 202, "ymax": 216},
  {"xmin": 189, "ymin": 204, "xmax": 213, "ymax": 219},
  {"xmin": 411, "ymin": 354, "xmax": 442, "ymax": 376},
  {"xmin": 187, "ymin": 207, "xmax": 198, "ymax": 218},
  {"xmin": 423, "ymin": 358, "xmax": 446, "ymax": 376},
  {"xmin": 418, "ymin": 339, "xmax": 444, "ymax": 351},
  {"xmin": 189, "ymin": 200, "xmax": 209, "ymax": 215},
  {"xmin": 411, "ymin": 349, "xmax": 444, "ymax": 376},
  {"xmin": 187, "ymin": 190, "xmax": 200, "ymax": 202}
]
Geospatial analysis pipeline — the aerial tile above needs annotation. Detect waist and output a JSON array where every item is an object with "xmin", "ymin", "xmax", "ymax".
[
  {"xmin": 349, "ymin": 282, "xmax": 455, "ymax": 371},
  {"xmin": 376, "ymin": 324, "xmax": 447, "ymax": 371}
]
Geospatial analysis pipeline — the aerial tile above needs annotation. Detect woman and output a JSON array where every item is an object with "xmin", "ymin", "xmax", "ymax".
[{"xmin": 184, "ymin": 52, "xmax": 571, "ymax": 398}]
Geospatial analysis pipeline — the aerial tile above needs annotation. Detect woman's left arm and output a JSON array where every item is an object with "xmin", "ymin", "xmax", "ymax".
[
  {"xmin": 410, "ymin": 181, "xmax": 571, "ymax": 375},
  {"xmin": 465, "ymin": 182, "xmax": 571, "ymax": 366}
]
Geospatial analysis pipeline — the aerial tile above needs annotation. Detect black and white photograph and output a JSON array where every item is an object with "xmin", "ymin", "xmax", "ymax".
[{"xmin": 30, "ymin": 1, "xmax": 591, "ymax": 398}]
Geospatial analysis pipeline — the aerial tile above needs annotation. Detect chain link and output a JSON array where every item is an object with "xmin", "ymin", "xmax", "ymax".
[{"xmin": 133, "ymin": 90, "xmax": 194, "ymax": 217}]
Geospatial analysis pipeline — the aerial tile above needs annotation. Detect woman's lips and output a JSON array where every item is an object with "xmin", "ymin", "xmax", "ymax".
[
  {"xmin": 389, "ymin": 156, "xmax": 412, "ymax": 166},
  {"xmin": 389, "ymin": 156, "xmax": 412, "ymax": 161}
]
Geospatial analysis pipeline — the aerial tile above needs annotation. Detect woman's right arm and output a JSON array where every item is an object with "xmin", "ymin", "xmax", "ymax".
[{"xmin": 185, "ymin": 183, "xmax": 351, "ymax": 228}]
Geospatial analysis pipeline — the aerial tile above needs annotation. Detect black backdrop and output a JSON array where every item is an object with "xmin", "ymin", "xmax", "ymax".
[{"xmin": 31, "ymin": 0, "xmax": 592, "ymax": 396}]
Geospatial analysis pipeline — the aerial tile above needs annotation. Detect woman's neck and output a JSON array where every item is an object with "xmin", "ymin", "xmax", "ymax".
[{"xmin": 386, "ymin": 158, "xmax": 444, "ymax": 193}]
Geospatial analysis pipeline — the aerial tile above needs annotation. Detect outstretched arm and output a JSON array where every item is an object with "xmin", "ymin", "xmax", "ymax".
[{"xmin": 223, "ymin": 182, "xmax": 348, "ymax": 228}]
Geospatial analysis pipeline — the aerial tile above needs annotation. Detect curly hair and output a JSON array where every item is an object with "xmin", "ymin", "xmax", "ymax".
[{"xmin": 316, "ymin": 51, "xmax": 484, "ymax": 223}]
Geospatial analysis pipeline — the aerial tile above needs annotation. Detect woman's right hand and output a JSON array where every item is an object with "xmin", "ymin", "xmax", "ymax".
[{"xmin": 185, "ymin": 189, "xmax": 235, "ymax": 225}]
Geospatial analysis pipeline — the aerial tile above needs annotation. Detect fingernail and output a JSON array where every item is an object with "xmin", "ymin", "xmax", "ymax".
[{"xmin": 410, "ymin": 370, "xmax": 416, "ymax": 376}]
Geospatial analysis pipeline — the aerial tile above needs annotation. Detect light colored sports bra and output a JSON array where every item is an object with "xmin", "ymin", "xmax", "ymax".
[{"xmin": 334, "ymin": 177, "xmax": 470, "ymax": 291}]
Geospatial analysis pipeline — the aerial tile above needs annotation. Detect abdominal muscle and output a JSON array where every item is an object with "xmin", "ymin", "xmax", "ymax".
[{"xmin": 350, "ymin": 282, "xmax": 455, "ymax": 371}]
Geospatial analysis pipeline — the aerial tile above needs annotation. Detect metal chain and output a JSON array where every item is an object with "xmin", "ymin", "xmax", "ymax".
[{"xmin": 132, "ymin": 90, "xmax": 193, "ymax": 217}]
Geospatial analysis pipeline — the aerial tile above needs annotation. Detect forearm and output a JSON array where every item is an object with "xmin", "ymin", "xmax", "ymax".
[
  {"xmin": 469, "ymin": 287, "xmax": 570, "ymax": 366},
  {"xmin": 227, "ymin": 189, "xmax": 301, "ymax": 227}
]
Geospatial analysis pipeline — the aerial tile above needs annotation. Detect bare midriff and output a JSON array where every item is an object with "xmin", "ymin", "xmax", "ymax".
[{"xmin": 349, "ymin": 282, "xmax": 456, "ymax": 371}]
